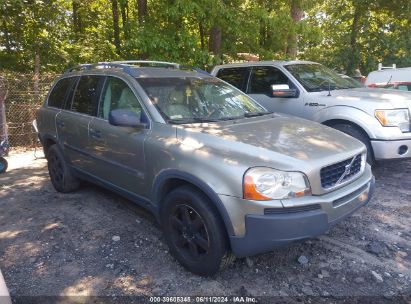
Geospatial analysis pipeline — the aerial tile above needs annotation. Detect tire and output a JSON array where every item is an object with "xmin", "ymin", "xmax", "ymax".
[
  {"xmin": 0, "ymin": 157, "xmax": 7, "ymax": 174},
  {"xmin": 332, "ymin": 123, "xmax": 375, "ymax": 166},
  {"xmin": 161, "ymin": 186, "xmax": 234, "ymax": 276},
  {"xmin": 47, "ymin": 145, "xmax": 80, "ymax": 192}
]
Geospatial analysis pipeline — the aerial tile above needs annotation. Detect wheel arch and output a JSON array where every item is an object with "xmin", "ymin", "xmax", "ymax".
[
  {"xmin": 152, "ymin": 170, "xmax": 235, "ymax": 236},
  {"xmin": 322, "ymin": 119, "xmax": 368, "ymax": 137},
  {"xmin": 41, "ymin": 135, "xmax": 58, "ymax": 157}
]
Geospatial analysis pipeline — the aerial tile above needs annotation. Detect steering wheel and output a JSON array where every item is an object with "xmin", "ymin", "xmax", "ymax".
[{"xmin": 207, "ymin": 105, "xmax": 225, "ymax": 118}]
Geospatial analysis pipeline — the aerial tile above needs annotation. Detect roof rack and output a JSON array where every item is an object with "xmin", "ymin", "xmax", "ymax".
[
  {"xmin": 112, "ymin": 60, "xmax": 180, "ymax": 68},
  {"xmin": 63, "ymin": 60, "xmax": 210, "ymax": 76}
]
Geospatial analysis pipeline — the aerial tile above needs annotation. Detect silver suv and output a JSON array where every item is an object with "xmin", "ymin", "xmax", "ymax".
[
  {"xmin": 37, "ymin": 61, "xmax": 375, "ymax": 275},
  {"xmin": 212, "ymin": 61, "xmax": 411, "ymax": 164}
]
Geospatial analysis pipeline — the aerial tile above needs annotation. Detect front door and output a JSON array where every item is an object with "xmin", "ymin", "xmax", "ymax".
[
  {"xmin": 247, "ymin": 66, "xmax": 302, "ymax": 117},
  {"xmin": 88, "ymin": 76, "xmax": 149, "ymax": 197}
]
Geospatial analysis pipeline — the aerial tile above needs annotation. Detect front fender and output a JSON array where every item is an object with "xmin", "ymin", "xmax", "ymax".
[
  {"xmin": 314, "ymin": 106, "xmax": 379, "ymax": 138},
  {"xmin": 152, "ymin": 169, "xmax": 235, "ymax": 236}
]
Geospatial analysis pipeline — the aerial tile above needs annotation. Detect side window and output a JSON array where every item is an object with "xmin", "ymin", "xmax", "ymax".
[
  {"xmin": 249, "ymin": 66, "xmax": 292, "ymax": 95},
  {"xmin": 47, "ymin": 78, "xmax": 73, "ymax": 108},
  {"xmin": 99, "ymin": 77, "xmax": 142, "ymax": 120},
  {"xmin": 71, "ymin": 75, "xmax": 102, "ymax": 116},
  {"xmin": 216, "ymin": 67, "xmax": 249, "ymax": 91}
]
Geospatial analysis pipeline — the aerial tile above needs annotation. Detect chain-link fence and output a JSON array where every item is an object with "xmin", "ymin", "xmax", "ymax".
[{"xmin": 1, "ymin": 72, "xmax": 58, "ymax": 149}]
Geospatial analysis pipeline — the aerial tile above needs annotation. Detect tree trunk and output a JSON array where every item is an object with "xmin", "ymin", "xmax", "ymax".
[
  {"xmin": 120, "ymin": 0, "xmax": 129, "ymax": 40},
  {"xmin": 259, "ymin": 19, "xmax": 266, "ymax": 48},
  {"xmin": 286, "ymin": 0, "xmax": 304, "ymax": 59},
  {"xmin": 34, "ymin": 50, "xmax": 40, "ymax": 103},
  {"xmin": 72, "ymin": 0, "xmax": 82, "ymax": 35},
  {"xmin": 137, "ymin": 0, "xmax": 147, "ymax": 24},
  {"xmin": 199, "ymin": 22, "xmax": 205, "ymax": 50},
  {"xmin": 209, "ymin": 25, "xmax": 222, "ymax": 60},
  {"xmin": 347, "ymin": 4, "xmax": 361, "ymax": 75},
  {"xmin": 111, "ymin": 0, "xmax": 121, "ymax": 55}
]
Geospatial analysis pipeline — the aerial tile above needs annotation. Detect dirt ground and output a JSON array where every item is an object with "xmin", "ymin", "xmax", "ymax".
[{"xmin": 0, "ymin": 150, "xmax": 410, "ymax": 303}]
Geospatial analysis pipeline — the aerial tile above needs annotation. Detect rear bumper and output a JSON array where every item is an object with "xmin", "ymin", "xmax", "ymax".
[
  {"xmin": 228, "ymin": 176, "xmax": 375, "ymax": 257},
  {"xmin": 371, "ymin": 138, "xmax": 411, "ymax": 160}
]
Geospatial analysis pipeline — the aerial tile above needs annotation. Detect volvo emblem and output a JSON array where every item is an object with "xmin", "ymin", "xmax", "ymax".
[{"xmin": 336, "ymin": 157, "xmax": 356, "ymax": 185}]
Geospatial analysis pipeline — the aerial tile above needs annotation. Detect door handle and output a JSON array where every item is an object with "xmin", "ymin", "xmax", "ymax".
[
  {"xmin": 56, "ymin": 120, "xmax": 65, "ymax": 127},
  {"xmin": 89, "ymin": 129, "xmax": 102, "ymax": 140}
]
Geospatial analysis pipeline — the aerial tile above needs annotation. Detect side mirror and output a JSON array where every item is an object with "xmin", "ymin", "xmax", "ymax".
[
  {"xmin": 271, "ymin": 84, "xmax": 298, "ymax": 98},
  {"xmin": 108, "ymin": 109, "xmax": 146, "ymax": 129}
]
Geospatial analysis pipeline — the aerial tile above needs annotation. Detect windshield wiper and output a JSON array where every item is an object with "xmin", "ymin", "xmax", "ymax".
[
  {"xmin": 167, "ymin": 117, "xmax": 220, "ymax": 124},
  {"xmin": 244, "ymin": 111, "xmax": 273, "ymax": 118}
]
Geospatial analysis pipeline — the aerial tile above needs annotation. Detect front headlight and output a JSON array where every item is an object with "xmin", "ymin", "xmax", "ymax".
[
  {"xmin": 243, "ymin": 167, "xmax": 311, "ymax": 201},
  {"xmin": 375, "ymin": 109, "xmax": 410, "ymax": 131}
]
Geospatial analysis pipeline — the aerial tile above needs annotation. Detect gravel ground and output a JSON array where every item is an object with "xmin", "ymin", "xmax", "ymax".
[{"xmin": 0, "ymin": 150, "xmax": 410, "ymax": 303}]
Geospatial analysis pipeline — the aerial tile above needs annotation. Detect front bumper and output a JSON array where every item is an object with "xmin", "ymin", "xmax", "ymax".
[
  {"xmin": 371, "ymin": 138, "xmax": 411, "ymax": 160},
  {"xmin": 226, "ymin": 175, "xmax": 375, "ymax": 258}
]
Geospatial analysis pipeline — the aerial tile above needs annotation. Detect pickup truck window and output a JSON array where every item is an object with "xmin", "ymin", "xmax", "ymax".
[
  {"xmin": 249, "ymin": 66, "xmax": 293, "ymax": 95},
  {"xmin": 216, "ymin": 67, "xmax": 249, "ymax": 91},
  {"xmin": 285, "ymin": 64, "xmax": 361, "ymax": 92}
]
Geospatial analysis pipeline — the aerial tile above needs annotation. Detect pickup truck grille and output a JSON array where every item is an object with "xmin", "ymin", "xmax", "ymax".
[{"xmin": 320, "ymin": 154, "xmax": 363, "ymax": 189}]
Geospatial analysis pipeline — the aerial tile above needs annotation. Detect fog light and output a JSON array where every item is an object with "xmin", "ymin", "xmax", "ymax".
[
  {"xmin": 359, "ymin": 192, "xmax": 369, "ymax": 203},
  {"xmin": 398, "ymin": 145, "xmax": 408, "ymax": 155}
]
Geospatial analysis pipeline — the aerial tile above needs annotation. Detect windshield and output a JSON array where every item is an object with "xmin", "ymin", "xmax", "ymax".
[
  {"xmin": 137, "ymin": 77, "xmax": 268, "ymax": 124},
  {"xmin": 285, "ymin": 64, "xmax": 361, "ymax": 92}
]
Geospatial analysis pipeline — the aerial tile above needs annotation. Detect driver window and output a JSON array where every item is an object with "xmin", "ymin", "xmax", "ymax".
[
  {"xmin": 248, "ymin": 66, "xmax": 291, "ymax": 95},
  {"xmin": 99, "ymin": 77, "xmax": 142, "ymax": 120}
]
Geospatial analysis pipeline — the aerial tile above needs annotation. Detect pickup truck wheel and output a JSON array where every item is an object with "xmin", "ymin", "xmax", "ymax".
[
  {"xmin": 0, "ymin": 157, "xmax": 7, "ymax": 174},
  {"xmin": 161, "ymin": 186, "xmax": 234, "ymax": 276},
  {"xmin": 47, "ymin": 145, "xmax": 80, "ymax": 193},
  {"xmin": 332, "ymin": 124, "xmax": 375, "ymax": 165}
]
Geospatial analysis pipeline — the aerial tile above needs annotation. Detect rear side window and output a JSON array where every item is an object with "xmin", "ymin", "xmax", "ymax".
[
  {"xmin": 47, "ymin": 78, "xmax": 73, "ymax": 108},
  {"xmin": 70, "ymin": 75, "xmax": 102, "ymax": 116},
  {"xmin": 216, "ymin": 67, "xmax": 249, "ymax": 91},
  {"xmin": 248, "ymin": 66, "xmax": 291, "ymax": 95}
]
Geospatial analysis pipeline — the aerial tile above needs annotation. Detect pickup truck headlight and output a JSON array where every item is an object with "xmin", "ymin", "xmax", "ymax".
[
  {"xmin": 243, "ymin": 167, "xmax": 311, "ymax": 201},
  {"xmin": 375, "ymin": 109, "xmax": 410, "ymax": 131}
]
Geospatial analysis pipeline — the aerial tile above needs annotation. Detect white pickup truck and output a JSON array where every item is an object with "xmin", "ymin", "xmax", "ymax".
[{"xmin": 211, "ymin": 61, "xmax": 411, "ymax": 164}]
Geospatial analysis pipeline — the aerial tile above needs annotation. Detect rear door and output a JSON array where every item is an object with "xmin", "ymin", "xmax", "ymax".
[
  {"xmin": 246, "ymin": 66, "xmax": 302, "ymax": 115},
  {"xmin": 88, "ymin": 76, "xmax": 149, "ymax": 196},
  {"xmin": 38, "ymin": 77, "xmax": 76, "ymax": 145},
  {"xmin": 56, "ymin": 75, "xmax": 104, "ymax": 173}
]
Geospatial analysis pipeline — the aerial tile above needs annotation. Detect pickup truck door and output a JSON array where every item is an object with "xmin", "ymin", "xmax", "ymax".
[
  {"xmin": 88, "ymin": 76, "xmax": 149, "ymax": 197},
  {"xmin": 246, "ymin": 66, "xmax": 304, "ymax": 117}
]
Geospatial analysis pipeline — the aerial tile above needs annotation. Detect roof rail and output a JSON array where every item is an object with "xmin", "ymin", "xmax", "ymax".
[
  {"xmin": 112, "ymin": 60, "xmax": 180, "ymax": 68},
  {"xmin": 64, "ymin": 60, "xmax": 210, "ymax": 76},
  {"xmin": 378, "ymin": 63, "xmax": 396, "ymax": 71},
  {"xmin": 64, "ymin": 62, "xmax": 135, "ymax": 75}
]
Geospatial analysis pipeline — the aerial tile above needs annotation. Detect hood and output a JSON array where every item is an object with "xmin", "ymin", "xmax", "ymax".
[
  {"xmin": 309, "ymin": 88, "xmax": 411, "ymax": 110},
  {"xmin": 176, "ymin": 114, "xmax": 365, "ymax": 172}
]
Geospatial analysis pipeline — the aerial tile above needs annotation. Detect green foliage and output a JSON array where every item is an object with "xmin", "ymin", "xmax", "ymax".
[{"xmin": 0, "ymin": 0, "xmax": 409, "ymax": 74}]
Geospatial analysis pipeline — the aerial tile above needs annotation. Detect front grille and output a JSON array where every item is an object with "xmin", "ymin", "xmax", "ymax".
[
  {"xmin": 320, "ymin": 154, "xmax": 362, "ymax": 189},
  {"xmin": 264, "ymin": 204, "xmax": 321, "ymax": 215}
]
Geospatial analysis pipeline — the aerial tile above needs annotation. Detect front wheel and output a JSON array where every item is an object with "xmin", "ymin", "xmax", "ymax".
[
  {"xmin": 332, "ymin": 123, "xmax": 375, "ymax": 166},
  {"xmin": 0, "ymin": 157, "xmax": 7, "ymax": 173},
  {"xmin": 161, "ymin": 186, "xmax": 234, "ymax": 276}
]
